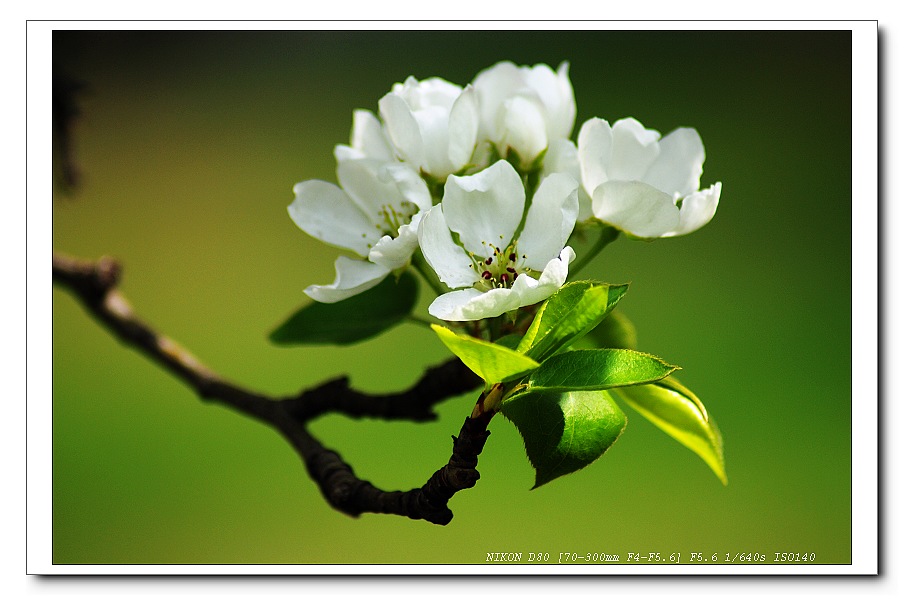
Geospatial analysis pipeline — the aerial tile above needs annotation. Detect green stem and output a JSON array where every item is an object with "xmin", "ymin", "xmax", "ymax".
[
  {"xmin": 569, "ymin": 226, "xmax": 620, "ymax": 276},
  {"xmin": 411, "ymin": 250, "xmax": 447, "ymax": 297}
]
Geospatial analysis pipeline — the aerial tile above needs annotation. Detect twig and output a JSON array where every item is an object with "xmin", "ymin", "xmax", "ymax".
[{"xmin": 52, "ymin": 251, "xmax": 486, "ymax": 524}]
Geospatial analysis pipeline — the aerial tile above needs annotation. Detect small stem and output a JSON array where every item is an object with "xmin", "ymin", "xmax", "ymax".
[
  {"xmin": 569, "ymin": 226, "xmax": 620, "ymax": 276},
  {"xmin": 411, "ymin": 250, "xmax": 447, "ymax": 297},
  {"xmin": 523, "ymin": 169, "xmax": 541, "ymax": 205}
]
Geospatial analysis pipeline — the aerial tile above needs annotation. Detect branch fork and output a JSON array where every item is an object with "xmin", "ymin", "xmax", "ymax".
[{"xmin": 53, "ymin": 251, "xmax": 485, "ymax": 525}]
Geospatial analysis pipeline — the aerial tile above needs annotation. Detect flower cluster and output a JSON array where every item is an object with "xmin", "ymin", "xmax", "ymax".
[{"xmin": 288, "ymin": 61, "xmax": 721, "ymax": 321}]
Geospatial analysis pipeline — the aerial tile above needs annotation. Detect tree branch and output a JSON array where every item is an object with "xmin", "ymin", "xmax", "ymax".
[{"xmin": 52, "ymin": 251, "xmax": 486, "ymax": 525}]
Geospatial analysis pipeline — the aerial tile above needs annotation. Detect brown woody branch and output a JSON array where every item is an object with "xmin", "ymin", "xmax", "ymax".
[{"xmin": 52, "ymin": 252, "xmax": 486, "ymax": 525}]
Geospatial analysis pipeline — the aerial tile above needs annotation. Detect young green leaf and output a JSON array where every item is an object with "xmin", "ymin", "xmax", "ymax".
[
  {"xmin": 526, "ymin": 349, "xmax": 678, "ymax": 392},
  {"xmin": 501, "ymin": 389, "xmax": 627, "ymax": 489},
  {"xmin": 431, "ymin": 325, "xmax": 539, "ymax": 384},
  {"xmin": 269, "ymin": 271, "xmax": 419, "ymax": 346},
  {"xmin": 615, "ymin": 377, "xmax": 727, "ymax": 485},
  {"xmin": 517, "ymin": 281, "xmax": 628, "ymax": 361}
]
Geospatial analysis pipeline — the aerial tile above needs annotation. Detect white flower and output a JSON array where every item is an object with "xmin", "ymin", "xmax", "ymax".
[
  {"xmin": 288, "ymin": 158, "xmax": 432, "ymax": 302},
  {"xmin": 472, "ymin": 61, "xmax": 576, "ymax": 169},
  {"xmin": 333, "ymin": 109, "xmax": 396, "ymax": 164},
  {"xmin": 418, "ymin": 160, "xmax": 579, "ymax": 321},
  {"xmin": 577, "ymin": 117, "xmax": 722, "ymax": 238},
  {"xmin": 378, "ymin": 76, "xmax": 479, "ymax": 180}
]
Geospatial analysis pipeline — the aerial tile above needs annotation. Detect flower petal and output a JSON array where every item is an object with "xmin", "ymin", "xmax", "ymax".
[
  {"xmin": 500, "ymin": 95, "xmax": 549, "ymax": 165},
  {"xmin": 591, "ymin": 180, "xmax": 679, "ymax": 238},
  {"xmin": 663, "ymin": 182, "xmax": 722, "ymax": 237},
  {"xmin": 447, "ymin": 85, "xmax": 479, "ymax": 172},
  {"xmin": 333, "ymin": 145, "xmax": 359, "ymax": 163},
  {"xmin": 544, "ymin": 138, "xmax": 593, "ymax": 221},
  {"xmin": 413, "ymin": 105, "xmax": 455, "ymax": 177},
  {"xmin": 352, "ymin": 109, "xmax": 394, "ymax": 159},
  {"xmin": 288, "ymin": 180, "xmax": 379, "ymax": 256},
  {"xmin": 554, "ymin": 61, "xmax": 577, "ymax": 138},
  {"xmin": 431, "ymin": 285, "xmax": 526, "ymax": 321},
  {"xmin": 442, "ymin": 160, "xmax": 524, "ymax": 258},
  {"xmin": 369, "ymin": 210, "xmax": 425, "ymax": 270},
  {"xmin": 379, "ymin": 163, "xmax": 433, "ymax": 211},
  {"xmin": 334, "ymin": 109, "xmax": 395, "ymax": 163},
  {"xmin": 304, "ymin": 256, "xmax": 390, "ymax": 303},
  {"xmin": 511, "ymin": 245, "xmax": 575, "ymax": 307},
  {"xmin": 543, "ymin": 137, "xmax": 579, "ymax": 176},
  {"xmin": 472, "ymin": 61, "xmax": 523, "ymax": 142},
  {"xmin": 401, "ymin": 76, "xmax": 462, "ymax": 108},
  {"xmin": 427, "ymin": 287, "xmax": 502, "ymax": 321},
  {"xmin": 608, "ymin": 117, "xmax": 661, "ymax": 181},
  {"xmin": 577, "ymin": 118, "xmax": 612, "ymax": 194},
  {"xmin": 518, "ymin": 172, "xmax": 579, "ymax": 270},
  {"xmin": 643, "ymin": 127, "xmax": 705, "ymax": 199},
  {"xmin": 522, "ymin": 61, "xmax": 576, "ymax": 140},
  {"xmin": 379, "ymin": 91, "xmax": 426, "ymax": 170},
  {"xmin": 418, "ymin": 205, "xmax": 480, "ymax": 289},
  {"xmin": 336, "ymin": 159, "xmax": 405, "ymax": 220}
]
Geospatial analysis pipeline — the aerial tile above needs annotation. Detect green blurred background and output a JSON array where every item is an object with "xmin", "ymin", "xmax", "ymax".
[{"xmin": 51, "ymin": 29, "xmax": 852, "ymax": 565}]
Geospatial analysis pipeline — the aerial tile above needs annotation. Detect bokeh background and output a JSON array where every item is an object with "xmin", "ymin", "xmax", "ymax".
[{"xmin": 51, "ymin": 29, "xmax": 852, "ymax": 565}]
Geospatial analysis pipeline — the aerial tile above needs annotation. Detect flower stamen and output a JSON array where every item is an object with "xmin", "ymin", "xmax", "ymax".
[
  {"xmin": 375, "ymin": 201, "xmax": 418, "ymax": 239},
  {"xmin": 472, "ymin": 240, "xmax": 533, "ymax": 291}
]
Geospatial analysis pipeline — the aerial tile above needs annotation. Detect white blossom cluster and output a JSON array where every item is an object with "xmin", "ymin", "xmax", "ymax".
[{"xmin": 289, "ymin": 61, "xmax": 721, "ymax": 321}]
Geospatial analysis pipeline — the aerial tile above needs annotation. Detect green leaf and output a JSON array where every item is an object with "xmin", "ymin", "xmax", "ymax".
[
  {"xmin": 501, "ymin": 389, "xmax": 627, "ymax": 489},
  {"xmin": 615, "ymin": 377, "xmax": 727, "ymax": 485},
  {"xmin": 585, "ymin": 309, "xmax": 637, "ymax": 350},
  {"xmin": 269, "ymin": 271, "xmax": 418, "ymax": 346},
  {"xmin": 526, "ymin": 349, "xmax": 678, "ymax": 393},
  {"xmin": 431, "ymin": 325, "xmax": 540, "ymax": 384},
  {"xmin": 517, "ymin": 281, "xmax": 628, "ymax": 361}
]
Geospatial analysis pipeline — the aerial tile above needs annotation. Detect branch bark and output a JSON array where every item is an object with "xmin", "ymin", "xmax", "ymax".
[{"xmin": 52, "ymin": 251, "xmax": 486, "ymax": 525}]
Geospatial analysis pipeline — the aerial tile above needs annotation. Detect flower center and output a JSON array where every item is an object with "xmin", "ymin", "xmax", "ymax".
[
  {"xmin": 470, "ymin": 240, "xmax": 531, "ymax": 291},
  {"xmin": 375, "ymin": 201, "xmax": 418, "ymax": 239}
]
